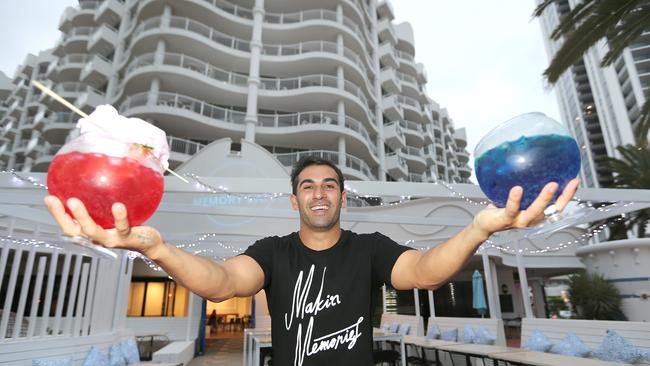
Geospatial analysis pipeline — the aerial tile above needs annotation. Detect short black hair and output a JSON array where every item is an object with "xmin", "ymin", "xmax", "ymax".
[{"xmin": 291, "ymin": 156, "xmax": 345, "ymax": 194}]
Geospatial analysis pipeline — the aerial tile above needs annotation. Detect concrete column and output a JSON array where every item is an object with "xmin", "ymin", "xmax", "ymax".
[
  {"xmin": 106, "ymin": 14, "xmax": 130, "ymax": 100},
  {"xmin": 337, "ymin": 100, "xmax": 346, "ymax": 167},
  {"xmin": 161, "ymin": 5, "xmax": 172, "ymax": 28},
  {"xmin": 336, "ymin": 4, "xmax": 343, "ymax": 24},
  {"xmin": 530, "ymin": 279, "xmax": 547, "ymax": 318},
  {"xmin": 515, "ymin": 240, "xmax": 534, "ymax": 318},
  {"xmin": 337, "ymin": 66, "xmax": 344, "ymax": 92},
  {"xmin": 368, "ymin": 0, "xmax": 386, "ymax": 180},
  {"xmin": 336, "ymin": 34, "xmax": 344, "ymax": 57},
  {"xmin": 244, "ymin": 0, "xmax": 265, "ymax": 142},
  {"xmin": 489, "ymin": 258, "xmax": 502, "ymax": 319},
  {"xmin": 154, "ymin": 39, "xmax": 166, "ymax": 65},
  {"xmin": 382, "ymin": 285, "xmax": 387, "ymax": 314},
  {"xmin": 413, "ymin": 289, "xmax": 420, "ymax": 318},
  {"xmin": 147, "ymin": 78, "xmax": 160, "ymax": 106},
  {"xmin": 481, "ymin": 250, "xmax": 498, "ymax": 319}
]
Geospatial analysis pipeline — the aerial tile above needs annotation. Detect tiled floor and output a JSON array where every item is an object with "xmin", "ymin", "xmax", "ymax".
[{"xmin": 189, "ymin": 331, "xmax": 244, "ymax": 366}]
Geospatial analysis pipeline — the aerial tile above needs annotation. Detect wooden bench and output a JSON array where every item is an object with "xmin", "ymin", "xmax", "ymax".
[
  {"xmin": 427, "ymin": 316, "xmax": 506, "ymax": 346},
  {"xmin": 522, "ymin": 318, "xmax": 650, "ymax": 364}
]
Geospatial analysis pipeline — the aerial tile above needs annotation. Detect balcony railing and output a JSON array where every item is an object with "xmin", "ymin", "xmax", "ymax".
[
  {"xmin": 274, "ymin": 150, "xmax": 376, "ymax": 180},
  {"xmin": 124, "ymin": 52, "xmax": 249, "ymax": 87},
  {"xmin": 167, "ymin": 136, "xmax": 205, "ymax": 156},
  {"xmin": 62, "ymin": 26, "xmax": 96, "ymax": 42},
  {"xmin": 257, "ymin": 111, "xmax": 377, "ymax": 156},
  {"xmin": 57, "ymin": 53, "xmax": 90, "ymax": 67},
  {"xmin": 119, "ymin": 92, "xmax": 247, "ymax": 125}
]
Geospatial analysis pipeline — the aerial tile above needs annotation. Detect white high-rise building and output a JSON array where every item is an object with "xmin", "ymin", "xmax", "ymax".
[
  {"xmin": 0, "ymin": 0, "xmax": 472, "ymax": 184},
  {"xmin": 536, "ymin": 0, "xmax": 648, "ymax": 188}
]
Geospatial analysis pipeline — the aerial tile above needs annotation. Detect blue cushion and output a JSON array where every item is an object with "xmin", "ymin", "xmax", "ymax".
[
  {"xmin": 460, "ymin": 325, "xmax": 475, "ymax": 343},
  {"xmin": 522, "ymin": 329, "xmax": 553, "ymax": 352},
  {"xmin": 109, "ymin": 344, "xmax": 126, "ymax": 366},
  {"xmin": 593, "ymin": 330, "xmax": 644, "ymax": 364},
  {"xmin": 387, "ymin": 323, "xmax": 399, "ymax": 333},
  {"xmin": 474, "ymin": 326, "xmax": 496, "ymax": 345},
  {"xmin": 549, "ymin": 332, "xmax": 591, "ymax": 358},
  {"xmin": 32, "ymin": 357, "xmax": 72, "ymax": 366},
  {"xmin": 440, "ymin": 328, "xmax": 458, "ymax": 342},
  {"xmin": 83, "ymin": 346, "xmax": 109, "ymax": 366},
  {"xmin": 426, "ymin": 324, "xmax": 441, "ymax": 339},
  {"xmin": 398, "ymin": 323, "xmax": 411, "ymax": 336},
  {"xmin": 120, "ymin": 337, "xmax": 140, "ymax": 364}
]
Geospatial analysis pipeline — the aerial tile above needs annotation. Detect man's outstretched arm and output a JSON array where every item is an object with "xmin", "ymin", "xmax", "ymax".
[
  {"xmin": 390, "ymin": 179, "xmax": 579, "ymax": 290},
  {"xmin": 44, "ymin": 196, "xmax": 264, "ymax": 302}
]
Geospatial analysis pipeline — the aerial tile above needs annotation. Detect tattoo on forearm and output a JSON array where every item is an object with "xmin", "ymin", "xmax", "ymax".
[{"xmin": 136, "ymin": 233, "xmax": 154, "ymax": 245}]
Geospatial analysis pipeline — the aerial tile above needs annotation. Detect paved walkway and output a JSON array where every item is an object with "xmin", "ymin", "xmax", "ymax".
[{"xmin": 189, "ymin": 332, "xmax": 244, "ymax": 366}]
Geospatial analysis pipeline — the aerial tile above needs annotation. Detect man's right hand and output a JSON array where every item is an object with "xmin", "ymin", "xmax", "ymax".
[{"xmin": 44, "ymin": 195, "xmax": 165, "ymax": 259}]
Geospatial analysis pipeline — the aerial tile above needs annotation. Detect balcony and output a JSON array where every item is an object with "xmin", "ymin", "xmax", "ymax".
[
  {"xmin": 407, "ymin": 172, "xmax": 424, "ymax": 183},
  {"xmin": 53, "ymin": 82, "xmax": 87, "ymax": 103},
  {"xmin": 87, "ymin": 24, "xmax": 118, "ymax": 55},
  {"xmin": 0, "ymin": 143, "xmax": 11, "ymax": 162},
  {"xmin": 380, "ymin": 68, "xmax": 400, "ymax": 94},
  {"xmin": 399, "ymin": 120, "xmax": 424, "ymax": 146},
  {"xmin": 2, "ymin": 117, "xmax": 18, "ymax": 139},
  {"xmin": 377, "ymin": 1, "xmax": 395, "ymax": 20},
  {"xmin": 385, "ymin": 152, "xmax": 408, "ymax": 180},
  {"xmin": 401, "ymin": 146, "xmax": 427, "ymax": 173},
  {"xmin": 55, "ymin": 54, "xmax": 90, "ymax": 81},
  {"xmin": 378, "ymin": 43, "xmax": 398, "ymax": 69},
  {"xmin": 257, "ymin": 111, "xmax": 378, "ymax": 159},
  {"xmin": 274, "ymin": 150, "xmax": 376, "ymax": 181},
  {"xmin": 377, "ymin": 19, "xmax": 397, "ymax": 45},
  {"xmin": 422, "ymin": 145, "xmax": 435, "ymax": 165},
  {"xmin": 53, "ymin": 26, "xmax": 96, "ymax": 57},
  {"xmin": 42, "ymin": 112, "xmax": 77, "ymax": 143},
  {"xmin": 455, "ymin": 149, "xmax": 470, "ymax": 163},
  {"xmin": 33, "ymin": 144, "xmax": 63, "ymax": 171},
  {"xmin": 458, "ymin": 165, "xmax": 472, "ymax": 179},
  {"xmin": 25, "ymin": 137, "xmax": 48, "ymax": 158},
  {"xmin": 423, "ymin": 125, "xmax": 434, "ymax": 144},
  {"xmin": 75, "ymin": 86, "xmax": 106, "ymax": 112},
  {"xmin": 382, "ymin": 94, "xmax": 403, "ymax": 121},
  {"xmin": 383, "ymin": 122, "xmax": 406, "ymax": 151},
  {"xmin": 7, "ymin": 100, "xmax": 23, "ymax": 119},
  {"xmin": 167, "ymin": 136, "xmax": 205, "ymax": 165},
  {"xmin": 80, "ymin": 54, "xmax": 112, "ymax": 87},
  {"xmin": 94, "ymin": 0, "xmax": 124, "ymax": 25}
]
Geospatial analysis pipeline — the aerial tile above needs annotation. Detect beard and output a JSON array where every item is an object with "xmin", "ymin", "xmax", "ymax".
[{"xmin": 299, "ymin": 200, "xmax": 342, "ymax": 231}]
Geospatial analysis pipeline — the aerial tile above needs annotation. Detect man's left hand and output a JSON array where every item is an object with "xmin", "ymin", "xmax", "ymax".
[{"xmin": 472, "ymin": 178, "xmax": 580, "ymax": 237}]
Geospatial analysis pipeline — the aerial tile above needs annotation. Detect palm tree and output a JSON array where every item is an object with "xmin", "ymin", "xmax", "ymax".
[
  {"xmin": 532, "ymin": 0, "xmax": 650, "ymax": 146},
  {"xmin": 597, "ymin": 144, "xmax": 650, "ymax": 237}
]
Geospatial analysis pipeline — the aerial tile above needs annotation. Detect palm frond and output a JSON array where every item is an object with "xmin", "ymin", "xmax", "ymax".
[
  {"xmin": 634, "ymin": 96, "xmax": 650, "ymax": 147},
  {"xmin": 601, "ymin": 4, "xmax": 650, "ymax": 66}
]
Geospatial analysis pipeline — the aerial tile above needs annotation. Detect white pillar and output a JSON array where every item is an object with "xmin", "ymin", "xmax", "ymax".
[
  {"xmin": 147, "ymin": 78, "xmax": 160, "ymax": 106},
  {"xmin": 515, "ymin": 240, "xmax": 534, "ymax": 318},
  {"xmin": 428, "ymin": 290, "xmax": 435, "ymax": 317},
  {"xmin": 481, "ymin": 250, "xmax": 498, "ymax": 319},
  {"xmin": 161, "ymin": 5, "xmax": 172, "ymax": 28},
  {"xmin": 368, "ymin": 0, "xmax": 386, "ymax": 181},
  {"xmin": 489, "ymin": 259, "xmax": 502, "ymax": 319},
  {"xmin": 531, "ymin": 279, "xmax": 547, "ymax": 318},
  {"xmin": 154, "ymin": 39, "xmax": 166, "ymax": 65},
  {"xmin": 244, "ymin": 0, "xmax": 264, "ymax": 142}
]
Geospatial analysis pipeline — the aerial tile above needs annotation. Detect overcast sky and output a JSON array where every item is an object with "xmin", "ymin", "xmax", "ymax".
[{"xmin": 0, "ymin": 1, "xmax": 560, "ymax": 181}]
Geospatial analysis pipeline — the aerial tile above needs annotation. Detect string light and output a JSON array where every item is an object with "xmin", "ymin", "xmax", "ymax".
[{"xmin": 0, "ymin": 171, "xmax": 641, "ymax": 264}]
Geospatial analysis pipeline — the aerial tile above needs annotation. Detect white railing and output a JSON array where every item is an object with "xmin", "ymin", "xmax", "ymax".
[
  {"xmin": 274, "ymin": 150, "xmax": 376, "ymax": 180},
  {"xmin": 124, "ymin": 52, "xmax": 249, "ymax": 87},
  {"xmin": 79, "ymin": 0, "xmax": 101, "ymax": 10},
  {"xmin": 257, "ymin": 111, "xmax": 377, "ymax": 156},
  {"xmin": 394, "ymin": 49, "xmax": 414, "ymax": 62},
  {"xmin": 167, "ymin": 136, "xmax": 205, "ymax": 156},
  {"xmin": 204, "ymin": 0, "xmax": 254, "ymax": 19},
  {"xmin": 261, "ymin": 39, "xmax": 370, "ymax": 77},
  {"xmin": 57, "ymin": 53, "xmax": 90, "ymax": 66},
  {"xmin": 119, "ymin": 92, "xmax": 248, "ymax": 125},
  {"xmin": 0, "ymin": 243, "xmax": 99, "ymax": 342},
  {"xmin": 258, "ymin": 73, "xmax": 371, "ymax": 110},
  {"xmin": 62, "ymin": 26, "xmax": 96, "ymax": 42},
  {"xmin": 134, "ymin": 16, "xmax": 251, "ymax": 52},
  {"xmin": 399, "ymin": 120, "xmax": 423, "ymax": 134},
  {"xmin": 403, "ymin": 146, "xmax": 423, "ymax": 158}
]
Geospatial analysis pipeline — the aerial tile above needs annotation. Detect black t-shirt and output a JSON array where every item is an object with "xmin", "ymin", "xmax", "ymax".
[{"xmin": 243, "ymin": 230, "xmax": 412, "ymax": 366}]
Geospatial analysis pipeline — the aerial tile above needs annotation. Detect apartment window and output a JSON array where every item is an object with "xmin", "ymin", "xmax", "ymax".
[{"xmin": 127, "ymin": 278, "xmax": 189, "ymax": 317}]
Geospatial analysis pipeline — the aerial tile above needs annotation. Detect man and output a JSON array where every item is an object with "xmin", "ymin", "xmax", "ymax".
[{"xmin": 44, "ymin": 156, "xmax": 579, "ymax": 366}]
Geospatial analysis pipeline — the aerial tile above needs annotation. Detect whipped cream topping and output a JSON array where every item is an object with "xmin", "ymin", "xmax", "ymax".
[{"xmin": 77, "ymin": 105, "xmax": 170, "ymax": 170}]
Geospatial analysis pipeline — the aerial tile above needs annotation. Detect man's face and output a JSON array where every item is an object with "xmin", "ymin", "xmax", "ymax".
[{"xmin": 290, "ymin": 165, "xmax": 347, "ymax": 232}]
